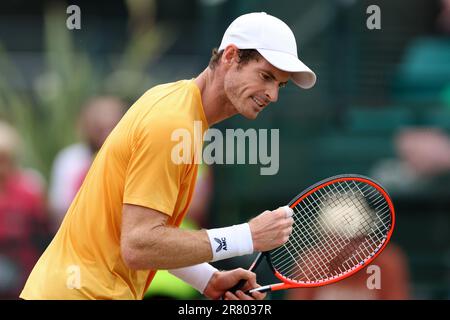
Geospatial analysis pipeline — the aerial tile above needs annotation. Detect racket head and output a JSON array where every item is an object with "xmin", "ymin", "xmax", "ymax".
[{"xmin": 267, "ymin": 174, "xmax": 395, "ymax": 290}]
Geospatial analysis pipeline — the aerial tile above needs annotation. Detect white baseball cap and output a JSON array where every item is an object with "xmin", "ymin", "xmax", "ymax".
[{"xmin": 219, "ymin": 12, "xmax": 316, "ymax": 89}]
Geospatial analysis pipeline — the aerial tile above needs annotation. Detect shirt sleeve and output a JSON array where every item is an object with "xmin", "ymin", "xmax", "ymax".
[{"xmin": 123, "ymin": 117, "xmax": 188, "ymax": 216}]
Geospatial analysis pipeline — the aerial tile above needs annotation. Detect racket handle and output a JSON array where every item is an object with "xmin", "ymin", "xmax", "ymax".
[
  {"xmin": 225, "ymin": 282, "xmax": 272, "ymax": 298},
  {"xmin": 248, "ymin": 285, "xmax": 272, "ymax": 294},
  {"xmin": 220, "ymin": 279, "xmax": 247, "ymax": 300},
  {"xmin": 222, "ymin": 252, "xmax": 265, "ymax": 298},
  {"xmin": 228, "ymin": 279, "xmax": 247, "ymax": 294}
]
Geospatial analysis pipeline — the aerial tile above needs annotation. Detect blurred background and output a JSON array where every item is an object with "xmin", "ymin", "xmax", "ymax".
[{"xmin": 0, "ymin": 0, "xmax": 449, "ymax": 300}]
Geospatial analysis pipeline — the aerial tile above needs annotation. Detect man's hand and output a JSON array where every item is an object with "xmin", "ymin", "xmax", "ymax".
[
  {"xmin": 249, "ymin": 206, "xmax": 294, "ymax": 252},
  {"xmin": 203, "ymin": 268, "xmax": 266, "ymax": 300}
]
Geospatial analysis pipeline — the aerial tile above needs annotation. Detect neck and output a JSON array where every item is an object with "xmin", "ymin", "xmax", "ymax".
[{"xmin": 194, "ymin": 68, "xmax": 237, "ymax": 126}]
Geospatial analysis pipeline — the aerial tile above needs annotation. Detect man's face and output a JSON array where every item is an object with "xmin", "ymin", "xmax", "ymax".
[{"xmin": 223, "ymin": 54, "xmax": 291, "ymax": 120}]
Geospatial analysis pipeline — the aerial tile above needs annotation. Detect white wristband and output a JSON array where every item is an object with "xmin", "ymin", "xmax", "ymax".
[
  {"xmin": 168, "ymin": 263, "xmax": 218, "ymax": 294},
  {"xmin": 206, "ymin": 223, "xmax": 254, "ymax": 262}
]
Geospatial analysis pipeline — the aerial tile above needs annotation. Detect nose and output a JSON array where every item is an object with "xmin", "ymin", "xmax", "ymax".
[{"xmin": 265, "ymin": 84, "xmax": 279, "ymax": 103}]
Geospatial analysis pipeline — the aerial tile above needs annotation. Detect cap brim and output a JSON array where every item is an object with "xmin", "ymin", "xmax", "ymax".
[{"xmin": 257, "ymin": 48, "xmax": 316, "ymax": 89}]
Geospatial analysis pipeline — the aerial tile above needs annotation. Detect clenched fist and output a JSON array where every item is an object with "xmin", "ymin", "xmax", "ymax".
[{"xmin": 248, "ymin": 206, "xmax": 294, "ymax": 252}]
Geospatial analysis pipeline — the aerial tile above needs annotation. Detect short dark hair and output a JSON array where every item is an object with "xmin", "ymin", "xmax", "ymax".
[{"xmin": 208, "ymin": 47, "xmax": 260, "ymax": 70}]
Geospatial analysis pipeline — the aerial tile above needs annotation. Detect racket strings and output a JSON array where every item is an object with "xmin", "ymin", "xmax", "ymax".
[
  {"xmin": 284, "ymin": 192, "xmax": 352, "ymax": 278},
  {"xmin": 275, "ymin": 198, "xmax": 372, "ymax": 281},
  {"xmin": 269, "ymin": 179, "xmax": 392, "ymax": 284},
  {"xmin": 277, "ymin": 183, "xmax": 375, "ymax": 268},
  {"xmin": 276, "ymin": 193, "xmax": 358, "ymax": 280},
  {"xmin": 293, "ymin": 182, "xmax": 389, "ymax": 279},
  {"xmin": 274, "ymin": 181, "xmax": 390, "ymax": 282}
]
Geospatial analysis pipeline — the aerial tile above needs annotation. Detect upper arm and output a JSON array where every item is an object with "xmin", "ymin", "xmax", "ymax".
[
  {"xmin": 120, "ymin": 204, "xmax": 169, "ymax": 266},
  {"xmin": 121, "ymin": 203, "xmax": 169, "ymax": 243}
]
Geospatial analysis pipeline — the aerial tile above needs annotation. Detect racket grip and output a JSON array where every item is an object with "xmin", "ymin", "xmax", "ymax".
[{"xmin": 228, "ymin": 279, "xmax": 247, "ymax": 294}]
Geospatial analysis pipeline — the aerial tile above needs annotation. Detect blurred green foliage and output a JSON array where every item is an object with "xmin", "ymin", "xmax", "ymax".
[{"xmin": 0, "ymin": 0, "xmax": 174, "ymax": 180}]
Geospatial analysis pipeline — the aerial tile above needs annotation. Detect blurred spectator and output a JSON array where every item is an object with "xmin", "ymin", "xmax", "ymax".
[
  {"xmin": 395, "ymin": 128, "xmax": 450, "ymax": 176},
  {"xmin": 286, "ymin": 243, "xmax": 410, "ymax": 300},
  {"xmin": 0, "ymin": 120, "xmax": 48, "ymax": 299},
  {"xmin": 144, "ymin": 163, "xmax": 214, "ymax": 300},
  {"xmin": 48, "ymin": 96, "xmax": 126, "ymax": 231},
  {"xmin": 371, "ymin": 128, "xmax": 450, "ymax": 192}
]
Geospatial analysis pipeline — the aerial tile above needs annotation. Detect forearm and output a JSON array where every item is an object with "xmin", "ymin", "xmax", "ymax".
[
  {"xmin": 123, "ymin": 225, "xmax": 213, "ymax": 270},
  {"xmin": 121, "ymin": 204, "xmax": 293, "ymax": 271}
]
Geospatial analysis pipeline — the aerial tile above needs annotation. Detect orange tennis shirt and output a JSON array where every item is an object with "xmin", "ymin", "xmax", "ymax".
[{"xmin": 20, "ymin": 79, "xmax": 208, "ymax": 299}]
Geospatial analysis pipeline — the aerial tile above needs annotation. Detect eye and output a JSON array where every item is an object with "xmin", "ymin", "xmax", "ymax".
[
  {"xmin": 260, "ymin": 72, "xmax": 271, "ymax": 81},
  {"xmin": 279, "ymin": 82, "xmax": 287, "ymax": 89}
]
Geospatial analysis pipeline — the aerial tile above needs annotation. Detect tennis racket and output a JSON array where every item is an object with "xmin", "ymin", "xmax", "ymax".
[{"xmin": 229, "ymin": 174, "xmax": 395, "ymax": 294}]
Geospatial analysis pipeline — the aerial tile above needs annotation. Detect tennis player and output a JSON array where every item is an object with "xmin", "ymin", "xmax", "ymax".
[{"xmin": 21, "ymin": 12, "xmax": 316, "ymax": 300}]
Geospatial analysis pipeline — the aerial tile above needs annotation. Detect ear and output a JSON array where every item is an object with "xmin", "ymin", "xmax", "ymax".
[{"xmin": 221, "ymin": 45, "xmax": 239, "ymax": 66}]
